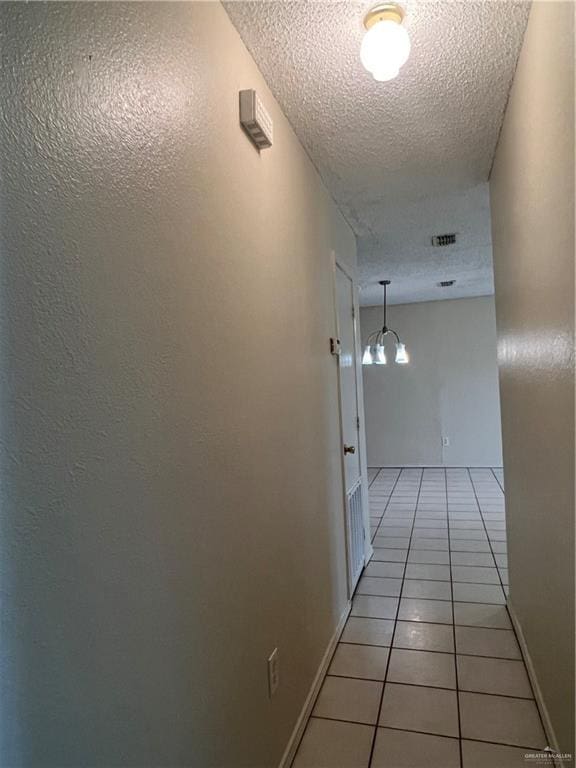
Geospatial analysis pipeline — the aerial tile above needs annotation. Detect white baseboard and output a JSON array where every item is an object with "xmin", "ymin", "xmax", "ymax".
[
  {"xmin": 507, "ymin": 600, "xmax": 560, "ymax": 754},
  {"xmin": 278, "ymin": 600, "xmax": 352, "ymax": 768}
]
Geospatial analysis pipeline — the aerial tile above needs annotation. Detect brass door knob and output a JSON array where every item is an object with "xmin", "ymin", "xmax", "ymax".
[{"xmin": 344, "ymin": 445, "xmax": 356, "ymax": 455}]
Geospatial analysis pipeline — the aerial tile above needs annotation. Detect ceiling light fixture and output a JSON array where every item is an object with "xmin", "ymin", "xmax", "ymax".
[
  {"xmin": 360, "ymin": 3, "xmax": 411, "ymax": 82},
  {"xmin": 363, "ymin": 280, "xmax": 409, "ymax": 366}
]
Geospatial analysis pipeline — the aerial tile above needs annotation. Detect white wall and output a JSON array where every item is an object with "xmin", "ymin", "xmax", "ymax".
[
  {"xmin": 490, "ymin": 0, "xmax": 574, "ymax": 754},
  {"xmin": 361, "ymin": 296, "xmax": 503, "ymax": 467},
  {"xmin": 0, "ymin": 3, "xmax": 356, "ymax": 766}
]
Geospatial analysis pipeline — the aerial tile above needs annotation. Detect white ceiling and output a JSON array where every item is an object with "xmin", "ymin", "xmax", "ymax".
[{"xmin": 224, "ymin": 0, "xmax": 530, "ymax": 305}]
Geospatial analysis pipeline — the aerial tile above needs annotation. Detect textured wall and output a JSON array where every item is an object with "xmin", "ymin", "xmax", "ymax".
[
  {"xmin": 0, "ymin": 3, "xmax": 356, "ymax": 765},
  {"xmin": 361, "ymin": 297, "xmax": 503, "ymax": 467},
  {"xmin": 490, "ymin": 0, "xmax": 575, "ymax": 754}
]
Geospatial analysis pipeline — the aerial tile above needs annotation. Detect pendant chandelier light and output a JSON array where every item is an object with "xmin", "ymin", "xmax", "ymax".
[{"xmin": 362, "ymin": 280, "xmax": 409, "ymax": 365}]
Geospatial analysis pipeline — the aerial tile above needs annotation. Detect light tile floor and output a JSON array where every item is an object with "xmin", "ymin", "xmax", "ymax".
[{"xmin": 292, "ymin": 467, "xmax": 550, "ymax": 768}]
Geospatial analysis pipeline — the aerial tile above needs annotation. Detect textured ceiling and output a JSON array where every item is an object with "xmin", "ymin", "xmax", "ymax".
[
  {"xmin": 224, "ymin": 0, "xmax": 530, "ymax": 304},
  {"xmin": 358, "ymin": 182, "xmax": 494, "ymax": 305}
]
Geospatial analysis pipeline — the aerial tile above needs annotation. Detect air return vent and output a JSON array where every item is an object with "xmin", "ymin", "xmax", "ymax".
[
  {"xmin": 239, "ymin": 89, "xmax": 273, "ymax": 150},
  {"xmin": 431, "ymin": 233, "xmax": 457, "ymax": 247}
]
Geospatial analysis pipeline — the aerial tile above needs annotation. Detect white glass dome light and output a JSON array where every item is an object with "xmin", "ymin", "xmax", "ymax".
[{"xmin": 360, "ymin": 3, "xmax": 411, "ymax": 82}]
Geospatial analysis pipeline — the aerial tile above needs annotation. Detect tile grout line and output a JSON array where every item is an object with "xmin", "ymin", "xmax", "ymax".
[
  {"xmin": 290, "ymin": 469, "xmax": 403, "ymax": 765},
  {"xmin": 366, "ymin": 467, "xmax": 423, "ymax": 767},
  {"xmin": 368, "ymin": 466, "xmax": 506, "ymax": 470},
  {"xmin": 370, "ymin": 468, "xmax": 402, "ymax": 544},
  {"xmin": 337, "ymin": 642, "xmax": 523, "ymax": 662},
  {"xmin": 490, "ymin": 465, "xmax": 505, "ymax": 494},
  {"xmin": 308, "ymin": 715, "xmax": 546, "ymax": 752},
  {"xmin": 466, "ymin": 468, "xmax": 506, "ymax": 595},
  {"xmin": 324, "ymin": 672, "xmax": 535, "ymax": 700},
  {"xmin": 368, "ymin": 468, "xmax": 382, "ymax": 489},
  {"xmin": 358, "ymin": 588, "xmax": 505, "ymax": 602},
  {"xmin": 369, "ymin": 467, "xmax": 396, "ymax": 492},
  {"xmin": 446, "ymin": 468, "xmax": 464, "ymax": 768},
  {"xmin": 369, "ymin": 468, "xmax": 402, "ymax": 543},
  {"xmin": 293, "ymin": 468, "xmax": 545, "ymax": 765},
  {"xmin": 345, "ymin": 618, "xmax": 517, "ymax": 632},
  {"xmin": 468, "ymin": 469, "xmax": 551, "ymax": 747},
  {"xmin": 365, "ymin": 572, "xmax": 503, "ymax": 582},
  {"xmin": 326, "ymin": 467, "xmax": 405, "ymax": 766},
  {"xmin": 479, "ymin": 471, "xmax": 508, "ymax": 583}
]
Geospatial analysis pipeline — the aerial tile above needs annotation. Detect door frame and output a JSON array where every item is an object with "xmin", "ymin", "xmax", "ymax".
[{"xmin": 331, "ymin": 254, "xmax": 373, "ymax": 598}]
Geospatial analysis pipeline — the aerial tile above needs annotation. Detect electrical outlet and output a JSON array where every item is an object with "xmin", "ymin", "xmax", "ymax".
[
  {"xmin": 442, "ymin": 436, "xmax": 450, "ymax": 447},
  {"xmin": 267, "ymin": 648, "xmax": 279, "ymax": 698}
]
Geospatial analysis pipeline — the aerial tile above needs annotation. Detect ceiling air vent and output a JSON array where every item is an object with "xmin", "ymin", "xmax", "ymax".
[
  {"xmin": 431, "ymin": 233, "xmax": 457, "ymax": 247},
  {"xmin": 439, "ymin": 280, "xmax": 456, "ymax": 287}
]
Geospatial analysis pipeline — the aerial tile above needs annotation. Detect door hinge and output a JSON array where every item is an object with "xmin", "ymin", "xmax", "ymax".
[
  {"xmin": 356, "ymin": 417, "xmax": 360, "ymax": 430},
  {"xmin": 352, "ymin": 306, "xmax": 356, "ymax": 319}
]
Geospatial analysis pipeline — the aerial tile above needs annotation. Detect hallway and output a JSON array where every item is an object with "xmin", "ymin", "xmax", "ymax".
[
  {"xmin": 293, "ymin": 467, "xmax": 548, "ymax": 767},
  {"xmin": 0, "ymin": 2, "xmax": 573, "ymax": 764}
]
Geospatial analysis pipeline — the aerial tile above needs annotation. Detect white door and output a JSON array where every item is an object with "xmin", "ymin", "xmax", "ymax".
[{"xmin": 335, "ymin": 264, "xmax": 365, "ymax": 592}]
